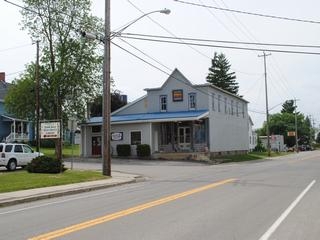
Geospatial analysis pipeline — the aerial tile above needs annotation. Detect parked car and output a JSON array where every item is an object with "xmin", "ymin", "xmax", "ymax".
[{"xmin": 0, "ymin": 143, "xmax": 43, "ymax": 171}]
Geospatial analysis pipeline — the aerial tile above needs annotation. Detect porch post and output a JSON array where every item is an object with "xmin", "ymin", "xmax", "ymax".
[
  {"xmin": 191, "ymin": 121, "xmax": 194, "ymax": 152},
  {"xmin": 171, "ymin": 122, "xmax": 175, "ymax": 152},
  {"xmin": 13, "ymin": 120, "xmax": 16, "ymax": 142},
  {"xmin": 20, "ymin": 122, "xmax": 23, "ymax": 139}
]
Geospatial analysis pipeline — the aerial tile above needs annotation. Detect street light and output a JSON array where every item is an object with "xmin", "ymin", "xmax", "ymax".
[
  {"xmin": 80, "ymin": 8, "xmax": 171, "ymax": 42},
  {"xmin": 110, "ymin": 8, "xmax": 171, "ymax": 38},
  {"xmin": 100, "ymin": 2, "xmax": 170, "ymax": 176}
]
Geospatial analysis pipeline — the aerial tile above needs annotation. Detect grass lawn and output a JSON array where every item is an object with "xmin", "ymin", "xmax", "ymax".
[
  {"xmin": 39, "ymin": 144, "xmax": 80, "ymax": 158},
  {"xmin": 217, "ymin": 151, "xmax": 290, "ymax": 163},
  {"xmin": 0, "ymin": 170, "xmax": 109, "ymax": 193}
]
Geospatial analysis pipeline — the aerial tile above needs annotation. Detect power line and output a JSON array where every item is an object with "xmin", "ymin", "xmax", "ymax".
[
  {"xmin": 117, "ymin": 38, "xmax": 173, "ymax": 72},
  {"xmin": 198, "ymin": 0, "xmax": 243, "ymax": 41},
  {"xmin": 124, "ymin": 0, "xmax": 260, "ymax": 76},
  {"xmin": 121, "ymin": 33, "xmax": 320, "ymax": 49},
  {"xmin": 174, "ymin": 0, "xmax": 320, "ymax": 25},
  {"xmin": 0, "ymin": 43, "xmax": 34, "ymax": 53},
  {"xmin": 120, "ymin": 35, "xmax": 320, "ymax": 55}
]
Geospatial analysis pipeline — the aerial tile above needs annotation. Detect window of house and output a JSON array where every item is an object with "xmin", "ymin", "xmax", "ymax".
[
  {"xmin": 160, "ymin": 95, "xmax": 167, "ymax": 112},
  {"xmin": 236, "ymin": 102, "xmax": 239, "ymax": 117},
  {"xmin": 211, "ymin": 93, "xmax": 215, "ymax": 111},
  {"xmin": 131, "ymin": 131, "xmax": 141, "ymax": 145},
  {"xmin": 92, "ymin": 126, "xmax": 101, "ymax": 133},
  {"xmin": 242, "ymin": 103, "xmax": 245, "ymax": 118},
  {"xmin": 218, "ymin": 95, "xmax": 221, "ymax": 112},
  {"xmin": 224, "ymin": 97, "xmax": 227, "ymax": 114},
  {"xmin": 189, "ymin": 93, "xmax": 196, "ymax": 110},
  {"xmin": 231, "ymin": 100, "xmax": 234, "ymax": 115}
]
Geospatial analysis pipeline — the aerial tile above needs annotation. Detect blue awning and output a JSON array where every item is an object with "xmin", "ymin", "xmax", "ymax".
[{"xmin": 85, "ymin": 110, "xmax": 209, "ymax": 125}]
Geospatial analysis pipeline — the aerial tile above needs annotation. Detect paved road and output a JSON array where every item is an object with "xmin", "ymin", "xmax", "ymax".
[{"xmin": 0, "ymin": 151, "xmax": 319, "ymax": 240}]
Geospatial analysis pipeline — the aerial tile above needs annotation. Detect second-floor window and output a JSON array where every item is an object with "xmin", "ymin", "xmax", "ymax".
[
  {"xmin": 231, "ymin": 100, "xmax": 234, "ymax": 115},
  {"xmin": 188, "ymin": 93, "xmax": 196, "ymax": 110},
  {"xmin": 211, "ymin": 93, "xmax": 215, "ymax": 111},
  {"xmin": 160, "ymin": 95, "xmax": 167, "ymax": 112},
  {"xmin": 218, "ymin": 95, "xmax": 221, "ymax": 112},
  {"xmin": 224, "ymin": 97, "xmax": 227, "ymax": 114}
]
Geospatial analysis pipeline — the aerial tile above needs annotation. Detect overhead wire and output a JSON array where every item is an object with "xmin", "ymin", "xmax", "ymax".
[
  {"xmin": 198, "ymin": 0, "xmax": 243, "ymax": 41},
  {"xmin": 121, "ymin": 33, "xmax": 320, "ymax": 49},
  {"xmin": 119, "ymin": 35, "xmax": 320, "ymax": 55},
  {"xmin": 117, "ymin": 38, "xmax": 173, "ymax": 72},
  {"xmin": 174, "ymin": 0, "xmax": 320, "ymax": 25},
  {"xmin": 216, "ymin": 0, "xmax": 297, "ymax": 105},
  {"xmin": 124, "ymin": 0, "xmax": 260, "ymax": 76},
  {"xmin": 0, "ymin": 43, "xmax": 34, "ymax": 53}
]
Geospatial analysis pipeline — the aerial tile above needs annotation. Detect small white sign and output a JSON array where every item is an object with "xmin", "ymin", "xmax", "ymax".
[
  {"xmin": 41, "ymin": 122, "xmax": 61, "ymax": 139},
  {"xmin": 111, "ymin": 132, "xmax": 123, "ymax": 141}
]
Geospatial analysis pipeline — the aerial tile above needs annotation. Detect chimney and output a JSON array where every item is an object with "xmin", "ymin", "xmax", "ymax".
[
  {"xmin": 120, "ymin": 95, "xmax": 127, "ymax": 104},
  {"xmin": 0, "ymin": 72, "xmax": 5, "ymax": 82}
]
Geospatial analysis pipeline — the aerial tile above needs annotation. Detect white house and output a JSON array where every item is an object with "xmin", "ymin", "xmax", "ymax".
[
  {"xmin": 80, "ymin": 69, "xmax": 250, "ymax": 159},
  {"xmin": 248, "ymin": 116, "xmax": 257, "ymax": 151}
]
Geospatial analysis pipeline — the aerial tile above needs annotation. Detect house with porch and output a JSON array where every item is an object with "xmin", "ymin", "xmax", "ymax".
[
  {"xmin": 80, "ymin": 69, "xmax": 250, "ymax": 159},
  {"xmin": 0, "ymin": 72, "xmax": 31, "ymax": 143}
]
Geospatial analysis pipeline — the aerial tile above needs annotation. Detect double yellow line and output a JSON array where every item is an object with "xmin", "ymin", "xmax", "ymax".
[{"xmin": 30, "ymin": 178, "xmax": 235, "ymax": 240}]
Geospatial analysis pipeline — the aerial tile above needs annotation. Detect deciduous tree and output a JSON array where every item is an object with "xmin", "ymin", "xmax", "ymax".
[{"xmin": 6, "ymin": 0, "xmax": 104, "ymax": 160}]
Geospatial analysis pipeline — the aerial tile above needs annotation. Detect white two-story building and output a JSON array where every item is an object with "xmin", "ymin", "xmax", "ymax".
[{"xmin": 80, "ymin": 69, "xmax": 250, "ymax": 159}]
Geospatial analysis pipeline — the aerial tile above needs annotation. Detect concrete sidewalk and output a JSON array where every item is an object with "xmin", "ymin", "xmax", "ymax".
[{"xmin": 0, "ymin": 171, "xmax": 144, "ymax": 207}]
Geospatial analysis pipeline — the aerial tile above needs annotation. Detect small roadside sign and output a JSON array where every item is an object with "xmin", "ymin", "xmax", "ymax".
[
  {"xmin": 287, "ymin": 131, "xmax": 295, "ymax": 137},
  {"xmin": 40, "ymin": 121, "xmax": 61, "ymax": 139}
]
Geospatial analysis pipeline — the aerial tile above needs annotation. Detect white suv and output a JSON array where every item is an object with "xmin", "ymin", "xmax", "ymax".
[{"xmin": 0, "ymin": 143, "xmax": 43, "ymax": 171}]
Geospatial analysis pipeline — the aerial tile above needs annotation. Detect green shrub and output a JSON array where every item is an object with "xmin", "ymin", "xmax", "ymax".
[
  {"xmin": 116, "ymin": 144, "xmax": 131, "ymax": 157},
  {"xmin": 137, "ymin": 144, "xmax": 151, "ymax": 157},
  {"xmin": 27, "ymin": 156, "xmax": 66, "ymax": 174},
  {"xmin": 254, "ymin": 138, "xmax": 266, "ymax": 152},
  {"xmin": 29, "ymin": 139, "xmax": 56, "ymax": 148}
]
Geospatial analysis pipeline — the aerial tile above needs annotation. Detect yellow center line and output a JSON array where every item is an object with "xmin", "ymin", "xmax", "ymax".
[{"xmin": 29, "ymin": 178, "xmax": 236, "ymax": 240}]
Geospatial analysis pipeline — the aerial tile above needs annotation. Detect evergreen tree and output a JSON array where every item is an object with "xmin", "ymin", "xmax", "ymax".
[
  {"xmin": 281, "ymin": 100, "xmax": 296, "ymax": 114},
  {"xmin": 206, "ymin": 52, "xmax": 239, "ymax": 95}
]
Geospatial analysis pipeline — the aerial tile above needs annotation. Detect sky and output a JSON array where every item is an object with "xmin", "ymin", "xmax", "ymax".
[{"xmin": 1, "ymin": 0, "xmax": 320, "ymax": 129}]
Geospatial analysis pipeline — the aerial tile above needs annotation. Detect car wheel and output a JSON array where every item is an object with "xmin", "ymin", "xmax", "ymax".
[{"xmin": 7, "ymin": 159, "xmax": 17, "ymax": 171}]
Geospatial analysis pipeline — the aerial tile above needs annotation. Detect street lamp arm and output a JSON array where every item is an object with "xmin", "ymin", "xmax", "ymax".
[
  {"xmin": 111, "ymin": 8, "xmax": 170, "ymax": 38},
  {"xmin": 80, "ymin": 8, "xmax": 170, "ymax": 43}
]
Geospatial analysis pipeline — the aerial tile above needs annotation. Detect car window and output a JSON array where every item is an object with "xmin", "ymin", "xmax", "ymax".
[
  {"xmin": 0, "ymin": 145, "xmax": 3, "ymax": 152},
  {"xmin": 14, "ymin": 145, "xmax": 23, "ymax": 153},
  {"xmin": 23, "ymin": 145, "xmax": 33, "ymax": 153},
  {"xmin": 5, "ymin": 145, "xmax": 13, "ymax": 152}
]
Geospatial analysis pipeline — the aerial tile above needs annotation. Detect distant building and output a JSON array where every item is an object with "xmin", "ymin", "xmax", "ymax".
[
  {"xmin": 0, "ymin": 72, "xmax": 31, "ymax": 142},
  {"xmin": 248, "ymin": 116, "xmax": 257, "ymax": 151},
  {"xmin": 80, "ymin": 69, "xmax": 250, "ymax": 160},
  {"xmin": 259, "ymin": 135, "xmax": 285, "ymax": 152}
]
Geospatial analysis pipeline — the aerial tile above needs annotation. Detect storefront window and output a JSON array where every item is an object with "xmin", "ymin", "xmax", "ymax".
[{"xmin": 131, "ymin": 131, "xmax": 141, "ymax": 145}]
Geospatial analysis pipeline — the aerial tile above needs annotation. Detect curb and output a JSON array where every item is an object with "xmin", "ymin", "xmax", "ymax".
[{"xmin": 0, "ymin": 175, "xmax": 146, "ymax": 208}]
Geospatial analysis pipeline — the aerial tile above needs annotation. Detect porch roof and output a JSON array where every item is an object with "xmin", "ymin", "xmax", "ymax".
[
  {"xmin": 86, "ymin": 110, "xmax": 209, "ymax": 125},
  {"xmin": 1, "ymin": 115, "xmax": 29, "ymax": 122}
]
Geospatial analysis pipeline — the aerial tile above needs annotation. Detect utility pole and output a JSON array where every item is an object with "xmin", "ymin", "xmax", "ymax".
[
  {"xmin": 294, "ymin": 98, "xmax": 299, "ymax": 152},
  {"xmin": 102, "ymin": 0, "xmax": 111, "ymax": 176},
  {"xmin": 258, "ymin": 52, "xmax": 271, "ymax": 156},
  {"xmin": 35, "ymin": 40, "xmax": 40, "ymax": 153}
]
